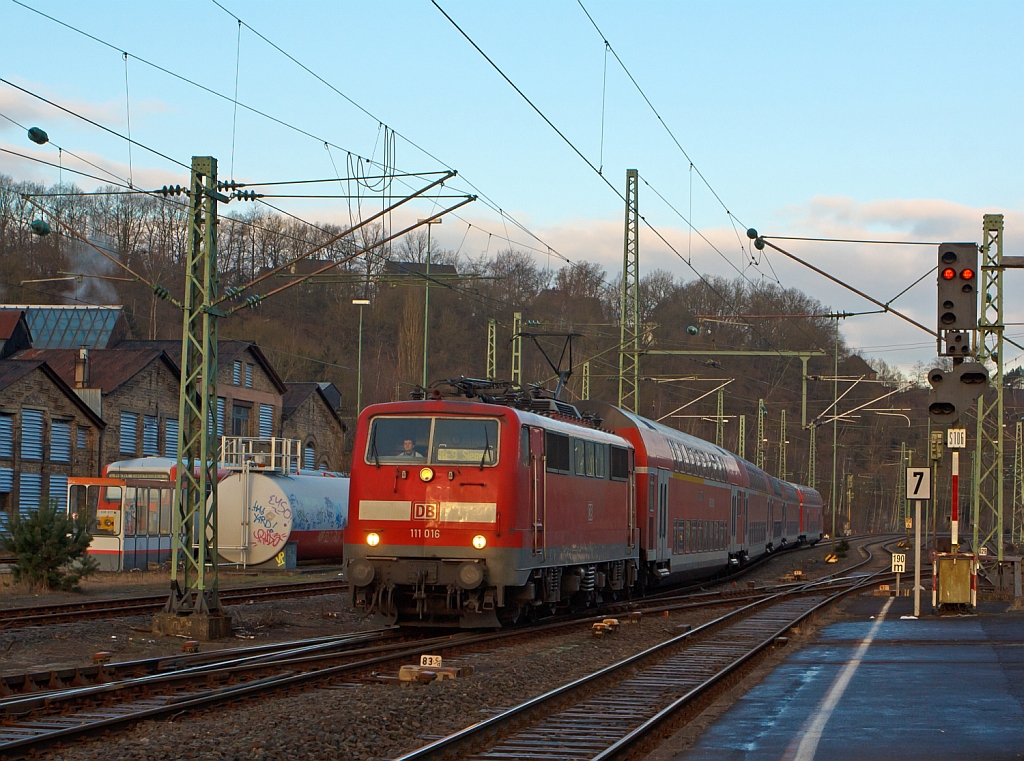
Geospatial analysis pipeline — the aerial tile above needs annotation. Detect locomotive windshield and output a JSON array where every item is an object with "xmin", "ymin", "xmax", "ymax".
[{"xmin": 366, "ymin": 416, "xmax": 499, "ymax": 466}]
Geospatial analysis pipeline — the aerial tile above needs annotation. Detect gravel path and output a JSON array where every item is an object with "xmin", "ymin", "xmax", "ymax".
[{"xmin": 39, "ymin": 604, "xmax": 738, "ymax": 761}]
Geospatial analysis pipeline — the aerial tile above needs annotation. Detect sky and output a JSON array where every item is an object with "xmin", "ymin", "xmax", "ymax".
[{"xmin": 1, "ymin": 0, "xmax": 1023, "ymax": 374}]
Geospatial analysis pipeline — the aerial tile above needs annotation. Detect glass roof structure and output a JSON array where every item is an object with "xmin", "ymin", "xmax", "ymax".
[{"xmin": 0, "ymin": 306, "xmax": 125, "ymax": 349}]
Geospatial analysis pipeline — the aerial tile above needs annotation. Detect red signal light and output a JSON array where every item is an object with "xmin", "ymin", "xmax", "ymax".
[
  {"xmin": 941, "ymin": 267, "xmax": 956, "ymax": 280},
  {"xmin": 960, "ymin": 268, "xmax": 975, "ymax": 280}
]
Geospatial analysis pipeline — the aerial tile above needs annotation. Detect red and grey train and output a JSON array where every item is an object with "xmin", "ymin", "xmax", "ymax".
[{"xmin": 345, "ymin": 389, "xmax": 823, "ymax": 627}]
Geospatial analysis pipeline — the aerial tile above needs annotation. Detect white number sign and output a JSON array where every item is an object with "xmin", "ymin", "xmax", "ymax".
[
  {"xmin": 947, "ymin": 429, "xmax": 967, "ymax": 449},
  {"xmin": 906, "ymin": 468, "xmax": 931, "ymax": 500},
  {"xmin": 891, "ymin": 553, "xmax": 906, "ymax": 574},
  {"xmin": 420, "ymin": 654, "xmax": 443, "ymax": 668}
]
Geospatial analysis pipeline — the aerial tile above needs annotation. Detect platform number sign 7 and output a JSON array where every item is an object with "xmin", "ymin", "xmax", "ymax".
[{"xmin": 906, "ymin": 468, "xmax": 931, "ymax": 500}]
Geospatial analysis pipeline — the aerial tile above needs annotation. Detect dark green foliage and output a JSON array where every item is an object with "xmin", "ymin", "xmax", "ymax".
[{"xmin": 0, "ymin": 500, "xmax": 99, "ymax": 590}]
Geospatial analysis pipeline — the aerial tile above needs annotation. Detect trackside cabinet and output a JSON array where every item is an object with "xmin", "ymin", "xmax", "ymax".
[{"xmin": 932, "ymin": 552, "xmax": 977, "ymax": 611}]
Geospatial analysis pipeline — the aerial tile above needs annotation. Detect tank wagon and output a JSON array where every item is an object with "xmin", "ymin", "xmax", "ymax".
[
  {"xmin": 217, "ymin": 471, "xmax": 349, "ymax": 566},
  {"xmin": 345, "ymin": 385, "xmax": 823, "ymax": 628}
]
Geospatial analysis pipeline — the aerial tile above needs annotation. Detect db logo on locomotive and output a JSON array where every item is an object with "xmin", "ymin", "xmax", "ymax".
[{"xmin": 413, "ymin": 502, "xmax": 439, "ymax": 521}]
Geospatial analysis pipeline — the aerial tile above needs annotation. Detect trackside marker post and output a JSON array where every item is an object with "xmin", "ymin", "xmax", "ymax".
[{"xmin": 906, "ymin": 467, "xmax": 931, "ymax": 617}]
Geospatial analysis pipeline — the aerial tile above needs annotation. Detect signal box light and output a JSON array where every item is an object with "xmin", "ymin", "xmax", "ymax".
[
  {"xmin": 960, "ymin": 268, "xmax": 975, "ymax": 280},
  {"xmin": 941, "ymin": 268, "xmax": 956, "ymax": 280}
]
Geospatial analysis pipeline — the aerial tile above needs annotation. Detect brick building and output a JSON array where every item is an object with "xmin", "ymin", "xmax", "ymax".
[
  {"xmin": 18, "ymin": 347, "xmax": 181, "ymax": 466},
  {"xmin": 118, "ymin": 340, "xmax": 287, "ymax": 446},
  {"xmin": 0, "ymin": 359, "xmax": 104, "ymax": 524},
  {"xmin": 281, "ymin": 382, "xmax": 347, "ymax": 471}
]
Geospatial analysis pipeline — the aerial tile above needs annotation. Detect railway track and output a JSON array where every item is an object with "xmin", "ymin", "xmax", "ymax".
[
  {"xmin": 0, "ymin": 579, "xmax": 348, "ymax": 630},
  {"xmin": 0, "ymin": 538, "xmax": 899, "ymax": 758},
  {"xmin": 394, "ymin": 542, "xmax": 892, "ymax": 761}
]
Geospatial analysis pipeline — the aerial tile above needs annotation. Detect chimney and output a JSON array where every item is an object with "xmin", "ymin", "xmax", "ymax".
[{"xmin": 75, "ymin": 347, "xmax": 89, "ymax": 389}]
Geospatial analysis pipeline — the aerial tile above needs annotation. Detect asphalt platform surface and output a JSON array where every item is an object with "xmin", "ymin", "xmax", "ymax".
[{"xmin": 672, "ymin": 595, "xmax": 1024, "ymax": 761}]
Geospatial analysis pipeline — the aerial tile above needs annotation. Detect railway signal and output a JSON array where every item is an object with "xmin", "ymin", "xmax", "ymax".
[
  {"xmin": 937, "ymin": 243, "xmax": 978, "ymax": 356},
  {"xmin": 926, "ymin": 362, "xmax": 988, "ymax": 425}
]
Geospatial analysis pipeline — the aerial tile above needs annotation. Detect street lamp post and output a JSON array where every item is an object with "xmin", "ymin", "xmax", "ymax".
[
  {"xmin": 419, "ymin": 218, "xmax": 442, "ymax": 388},
  {"xmin": 352, "ymin": 299, "xmax": 370, "ymax": 414}
]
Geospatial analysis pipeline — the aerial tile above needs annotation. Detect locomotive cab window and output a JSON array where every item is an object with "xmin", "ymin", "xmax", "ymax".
[
  {"xmin": 365, "ymin": 417, "xmax": 498, "ymax": 466},
  {"xmin": 545, "ymin": 431, "xmax": 571, "ymax": 473},
  {"xmin": 432, "ymin": 419, "xmax": 498, "ymax": 465}
]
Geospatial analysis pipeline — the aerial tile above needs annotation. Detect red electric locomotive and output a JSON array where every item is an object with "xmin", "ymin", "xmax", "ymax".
[
  {"xmin": 345, "ymin": 391, "xmax": 637, "ymax": 627},
  {"xmin": 346, "ymin": 385, "xmax": 824, "ymax": 627}
]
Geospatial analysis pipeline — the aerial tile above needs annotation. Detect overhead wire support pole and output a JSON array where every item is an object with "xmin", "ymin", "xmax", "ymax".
[
  {"xmin": 716, "ymin": 387, "xmax": 724, "ymax": 448},
  {"xmin": 582, "ymin": 361, "xmax": 591, "ymax": 400},
  {"xmin": 511, "ymin": 312, "xmax": 522, "ymax": 387},
  {"xmin": 756, "ymin": 398, "xmax": 766, "ymax": 471},
  {"xmin": 161, "ymin": 156, "xmax": 225, "ymax": 631},
  {"xmin": 974, "ymin": 214, "xmax": 1005, "ymax": 561},
  {"xmin": 738, "ymin": 414, "xmax": 746, "ymax": 460},
  {"xmin": 618, "ymin": 169, "xmax": 640, "ymax": 413},
  {"xmin": 486, "ymin": 319, "xmax": 497, "ymax": 381},
  {"xmin": 779, "ymin": 409, "xmax": 787, "ymax": 480}
]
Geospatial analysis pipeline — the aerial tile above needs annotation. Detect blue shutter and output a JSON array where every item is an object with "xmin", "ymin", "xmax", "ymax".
[
  {"xmin": 259, "ymin": 404, "xmax": 273, "ymax": 438},
  {"xmin": 318, "ymin": 461, "xmax": 327, "ymax": 472},
  {"xmin": 49, "ymin": 475, "xmax": 68, "ymax": 511},
  {"xmin": 21, "ymin": 409, "xmax": 44, "ymax": 460},
  {"xmin": 0, "ymin": 415, "xmax": 13, "ymax": 458},
  {"xmin": 165, "ymin": 418, "xmax": 179, "ymax": 458},
  {"xmin": 217, "ymin": 398, "xmax": 225, "ymax": 437},
  {"xmin": 245, "ymin": 364, "xmax": 253, "ymax": 388},
  {"xmin": 120, "ymin": 412, "xmax": 138, "ymax": 455},
  {"xmin": 143, "ymin": 415, "xmax": 159, "ymax": 456},
  {"xmin": 233, "ymin": 361, "xmax": 241, "ymax": 385},
  {"xmin": 77, "ymin": 427, "xmax": 86, "ymax": 449},
  {"xmin": 50, "ymin": 421, "xmax": 71, "ymax": 463},
  {"xmin": 0, "ymin": 468, "xmax": 12, "ymax": 492},
  {"xmin": 18, "ymin": 472, "xmax": 42, "ymax": 515},
  {"xmin": 304, "ymin": 445, "xmax": 314, "ymax": 470}
]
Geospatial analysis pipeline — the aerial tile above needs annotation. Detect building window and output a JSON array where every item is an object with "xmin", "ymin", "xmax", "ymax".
[
  {"xmin": 304, "ymin": 443, "xmax": 315, "ymax": 470},
  {"xmin": 0, "ymin": 414, "xmax": 14, "ymax": 458},
  {"xmin": 165, "ymin": 418, "xmax": 179, "ymax": 458},
  {"xmin": 21, "ymin": 409, "xmax": 44, "ymax": 461},
  {"xmin": 259, "ymin": 404, "xmax": 273, "ymax": 438},
  {"xmin": 51, "ymin": 421, "xmax": 72, "ymax": 463},
  {"xmin": 143, "ymin": 416, "xmax": 159, "ymax": 456},
  {"xmin": 77, "ymin": 427, "xmax": 87, "ymax": 449},
  {"xmin": 120, "ymin": 412, "xmax": 139, "ymax": 455},
  {"xmin": 217, "ymin": 397, "xmax": 225, "ymax": 437},
  {"xmin": 232, "ymin": 404, "xmax": 251, "ymax": 437},
  {"xmin": 233, "ymin": 361, "xmax": 241, "ymax": 385},
  {"xmin": 49, "ymin": 475, "xmax": 68, "ymax": 511},
  {"xmin": 245, "ymin": 363, "xmax": 254, "ymax": 388},
  {"xmin": 19, "ymin": 472, "xmax": 42, "ymax": 515}
]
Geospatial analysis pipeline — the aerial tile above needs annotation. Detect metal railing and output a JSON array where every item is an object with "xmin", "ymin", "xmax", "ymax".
[{"xmin": 220, "ymin": 437, "xmax": 301, "ymax": 474}]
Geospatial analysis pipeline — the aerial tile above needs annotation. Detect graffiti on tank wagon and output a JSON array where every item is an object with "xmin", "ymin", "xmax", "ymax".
[
  {"xmin": 267, "ymin": 493, "xmax": 292, "ymax": 519},
  {"xmin": 253, "ymin": 528, "xmax": 286, "ymax": 547}
]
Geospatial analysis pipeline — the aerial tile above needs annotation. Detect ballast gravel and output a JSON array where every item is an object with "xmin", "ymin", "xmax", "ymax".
[{"xmin": 37, "ymin": 604, "xmax": 737, "ymax": 761}]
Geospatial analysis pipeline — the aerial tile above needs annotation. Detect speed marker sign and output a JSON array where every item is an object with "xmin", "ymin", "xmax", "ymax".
[{"xmin": 906, "ymin": 468, "xmax": 931, "ymax": 500}]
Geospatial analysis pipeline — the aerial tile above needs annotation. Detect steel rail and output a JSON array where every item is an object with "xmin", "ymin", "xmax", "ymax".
[
  {"xmin": 0, "ymin": 579, "xmax": 348, "ymax": 630},
  {"xmin": 393, "ymin": 540, "xmax": 891, "ymax": 761}
]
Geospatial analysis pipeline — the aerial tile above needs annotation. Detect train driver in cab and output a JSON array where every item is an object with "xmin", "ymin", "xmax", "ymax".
[{"xmin": 396, "ymin": 437, "xmax": 425, "ymax": 460}]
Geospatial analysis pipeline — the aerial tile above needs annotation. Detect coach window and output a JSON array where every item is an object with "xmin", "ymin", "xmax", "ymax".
[
  {"xmin": 573, "ymin": 438, "xmax": 586, "ymax": 475},
  {"xmin": 546, "ymin": 431, "xmax": 571, "ymax": 473},
  {"xmin": 610, "ymin": 446, "xmax": 629, "ymax": 481},
  {"xmin": 585, "ymin": 441, "xmax": 595, "ymax": 477},
  {"xmin": 521, "ymin": 427, "xmax": 530, "ymax": 467},
  {"xmin": 595, "ymin": 443, "xmax": 607, "ymax": 479}
]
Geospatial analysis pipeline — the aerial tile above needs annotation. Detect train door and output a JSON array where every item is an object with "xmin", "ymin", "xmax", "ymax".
[
  {"xmin": 657, "ymin": 468, "xmax": 670, "ymax": 561},
  {"xmin": 68, "ymin": 479, "xmax": 123, "ymax": 571},
  {"xmin": 529, "ymin": 427, "xmax": 546, "ymax": 559},
  {"xmin": 767, "ymin": 500, "xmax": 774, "ymax": 546},
  {"xmin": 731, "ymin": 490, "xmax": 740, "ymax": 549}
]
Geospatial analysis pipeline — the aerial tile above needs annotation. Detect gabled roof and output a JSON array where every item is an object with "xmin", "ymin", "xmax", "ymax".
[
  {"xmin": 0, "ymin": 305, "xmax": 131, "ymax": 349},
  {"xmin": 0, "ymin": 359, "xmax": 105, "ymax": 428},
  {"xmin": 16, "ymin": 348, "xmax": 179, "ymax": 394},
  {"xmin": 0, "ymin": 311, "xmax": 29, "ymax": 341},
  {"xmin": 116, "ymin": 340, "xmax": 287, "ymax": 394},
  {"xmin": 282, "ymin": 382, "xmax": 345, "ymax": 429}
]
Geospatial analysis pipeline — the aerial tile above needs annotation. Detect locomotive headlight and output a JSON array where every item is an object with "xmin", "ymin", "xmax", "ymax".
[
  {"xmin": 419, "ymin": 467, "xmax": 434, "ymax": 482},
  {"xmin": 472, "ymin": 534, "xmax": 487, "ymax": 550},
  {"xmin": 366, "ymin": 532, "xmax": 380, "ymax": 547}
]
